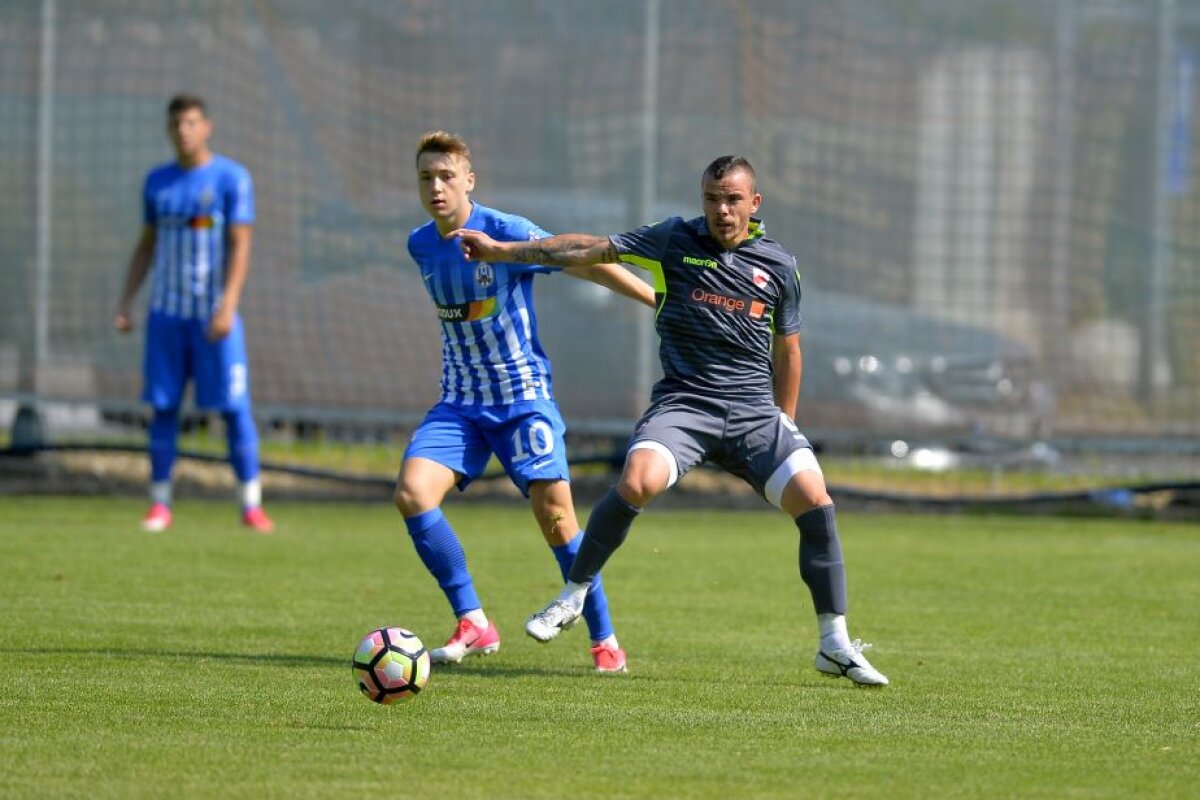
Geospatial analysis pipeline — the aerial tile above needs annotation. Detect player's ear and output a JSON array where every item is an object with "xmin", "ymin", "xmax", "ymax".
[
  {"xmin": 751, "ymin": 191, "xmax": 762, "ymax": 214},
  {"xmin": 465, "ymin": 170, "xmax": 476, "ymax": 193}
]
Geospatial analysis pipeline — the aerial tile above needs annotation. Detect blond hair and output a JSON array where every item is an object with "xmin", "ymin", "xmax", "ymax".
[{"xmin": 415, "ymin": 131, "xmax": 472, "ymax": 168}]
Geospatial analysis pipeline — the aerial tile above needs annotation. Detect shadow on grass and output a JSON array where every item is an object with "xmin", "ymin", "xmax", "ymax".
[
  {"xmin": 0, "ymin": 646, "xmax": 346, "ymax": 668},
  {"xmin": 432, "ymin": 661, "xmax": 600, "ymax": 679},
  {"xmin": 1, "ymin": 646, "xmax": 611, "ymax": 680}
]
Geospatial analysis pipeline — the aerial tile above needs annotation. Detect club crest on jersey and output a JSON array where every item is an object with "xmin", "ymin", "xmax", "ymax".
[
  {"xmin": 474, "ymin": 262, "xmax": 494, "ymax": 288},
  {"xmin": 752, "ymin": 267, "xmax": 770, "ymax": 288},
  {"xmin": 198, "ymin": 186, "xmax": 215, "ymax": 211}
]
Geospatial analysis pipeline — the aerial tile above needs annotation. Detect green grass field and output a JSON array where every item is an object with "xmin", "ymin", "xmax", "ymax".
[{"xmin": 1, "ymin": 496, "xmax": 1197, "ymax": 799}]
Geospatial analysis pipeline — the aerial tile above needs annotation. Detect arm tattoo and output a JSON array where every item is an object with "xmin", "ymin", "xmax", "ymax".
[{"xmin": 510, "ymin": 234, "xmax": 613, "ymax": 267}]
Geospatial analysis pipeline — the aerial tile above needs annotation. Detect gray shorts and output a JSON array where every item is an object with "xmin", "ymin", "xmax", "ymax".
[{"xmin": 628, "ymin": 392, "xmax": 822, "ymax": 508}]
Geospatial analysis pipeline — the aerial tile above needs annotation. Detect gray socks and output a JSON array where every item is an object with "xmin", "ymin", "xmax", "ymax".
[
  {"xmin": 566, "ymin": 486, "xmax": 641, "ymax": 584},
  {"xmin": 795, "ymin": 504, "xmax": 848, "ymax": 615}
]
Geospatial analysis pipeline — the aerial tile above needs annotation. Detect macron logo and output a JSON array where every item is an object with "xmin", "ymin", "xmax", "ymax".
[{"xmin": 682, "ymin": 255, "xmax": 719, "ymax": 269}]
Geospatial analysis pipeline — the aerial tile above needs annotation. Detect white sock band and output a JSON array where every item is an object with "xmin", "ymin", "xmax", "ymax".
[
  {"xmin": 818, "ymin": 613, "xmax": 851, "ymax": 649},
  {"xmin": 461, "ymin": 609, "xmax": 488, "ymax": 627},
  {"xmin": 150, "ymin": 481, "xmax": 172, "ymax": 506},
  {"xmin": 240, "ymin": 479, "xmax": 262, "ymax": 508},
  {"xmin": 561, "ymin": 580, "xmax": 590, "ymax": 611}
]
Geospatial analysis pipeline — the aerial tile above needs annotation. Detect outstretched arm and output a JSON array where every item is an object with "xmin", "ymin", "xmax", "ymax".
[
  {"xmin": 113, "ymin": 224, "xmax": 156, "ymax": 332},
  {"xmin": 451, "ymin": 228, "xmax": 618, "ymax": 268},
  {"xmin": 563, "ymin": 263, "xmax": 656, "ymax": 308},
  {"xmin": 773, "ymin": 333, "xmax": 802, "ymax": 420}
]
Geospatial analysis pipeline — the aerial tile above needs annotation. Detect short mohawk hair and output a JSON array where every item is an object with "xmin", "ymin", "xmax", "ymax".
[{"xmin": 703, "ymin": 155, "xmax": 756, "ymax": 188}]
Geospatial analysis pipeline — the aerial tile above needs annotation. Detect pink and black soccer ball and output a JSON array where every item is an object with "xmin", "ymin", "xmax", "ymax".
[{"xmin": 352, "ymin": 627, "xmax": 430, "ymax": 704}]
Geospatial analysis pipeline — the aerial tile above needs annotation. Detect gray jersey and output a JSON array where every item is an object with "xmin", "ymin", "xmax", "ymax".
[{"xmin": 609, "ymin": 216, "xmax": 802, "ymax": 404}]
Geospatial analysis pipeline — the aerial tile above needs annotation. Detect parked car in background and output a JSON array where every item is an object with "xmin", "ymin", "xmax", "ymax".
[
  {"xmin": 797, "ymin": 289, "xmax": 1055, "ymax": 440},
  {"xmin": 475, "ymin": 190, "xmax": 1057, "ymax": 442}
]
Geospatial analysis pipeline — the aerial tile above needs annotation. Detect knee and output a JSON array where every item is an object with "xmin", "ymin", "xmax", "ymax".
[
  {"xmin": 616, "ymin": 447, "xmax": 674, "ymax": 507},
  {"xmin": 782, "ymin": 479, "xmax": 832, "ymax": 518},
  {"xmin": 394, "ymin": 479, "xmax": 432, "ymax": 518},
  {"xmin": 529, "ymin": 482, "xmax": 577, "ymax": 544},
  {"xmin": 395, "ymin": 458, "xmax": 456, "ymax": 518},
  {"xmin": 615, "ymin": 472, "xmax": 662, "ymax": 508},
  {"xmin": 797, "ymin": 491, "xmax": 833, "ymax": 515},
  {"xmin": 532, "ymin": 501, "xmax": 571, "ymax": 542}
]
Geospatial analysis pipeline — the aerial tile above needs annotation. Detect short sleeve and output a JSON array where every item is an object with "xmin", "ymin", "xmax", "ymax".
[
  {"xmin": 609, "ymin": 218, "xmax": 676, "ymax": 268},
  {"xmin": 227, "ymin": 165, "xmax": 255, "ymax": 225},
  {"xmin": 773, "ymin": 258, "xmax": 803, "ymax": 336}
]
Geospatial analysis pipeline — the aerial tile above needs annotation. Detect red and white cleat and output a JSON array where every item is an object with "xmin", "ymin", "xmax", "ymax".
[
  {"xmin": 241, "ymin": 506, "xmax": 275, "ymax": 534},
  {"xmin": 141, "ymin": 503, "xmax": 173, "ymax": 532},
  {"xmin": 590, "ymin": 641, "xmax": 628, "ymax": 674},
  {"xmin": 429, "ymin": 617, "xmax": 501, "ymax": 664}
]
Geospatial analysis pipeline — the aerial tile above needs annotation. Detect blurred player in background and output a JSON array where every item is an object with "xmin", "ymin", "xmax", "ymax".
[
  {"xmin": 114, "ymin": 93, "xmax": 274, "ymax": 534},
  {"xmin": 452, "ymin": 155, "xmax": 889, "ymax": 686},
  {"xmin": 397, "ymin": 131, "xmax": 655, "ymax": 673}
]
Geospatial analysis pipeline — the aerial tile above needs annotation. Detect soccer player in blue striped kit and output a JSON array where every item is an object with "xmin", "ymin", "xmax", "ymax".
[
  {"xmin": 397, "ymin": 131, "xmax": 656, "ymax": 672},
  {"xmin": 453, "ymin": 156, "xmax": 889, "ymax": 686},
  {"xmin": 114, "ymin": 94, "xmax": 273, "ymax": 534}
]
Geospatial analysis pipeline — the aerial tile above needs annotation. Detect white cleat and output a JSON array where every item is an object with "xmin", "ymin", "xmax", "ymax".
[
  {"xmin": 815, "ymin": 639, "xmax": 889, "ymax": 686},
  {"xmin": 525, "ymin": 599, "xmax": 582, "ymax": 642}
]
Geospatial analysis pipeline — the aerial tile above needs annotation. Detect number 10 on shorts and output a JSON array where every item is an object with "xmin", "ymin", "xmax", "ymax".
[{"xmin": 511, "ymin": 420, "xmax": 554, "ymax": 461}]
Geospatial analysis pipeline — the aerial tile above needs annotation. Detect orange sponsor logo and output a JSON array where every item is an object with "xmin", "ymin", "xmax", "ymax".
[{"xmin": 690, "ymin": 287, "xmax": 745, "ymax": 313}]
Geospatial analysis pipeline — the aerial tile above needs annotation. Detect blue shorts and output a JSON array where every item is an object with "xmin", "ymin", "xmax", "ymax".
[
  {"xmin": 404, "ymin": 400, "xmax": 571, "ymax": 497},
  {"xmin": 141, "ymin": 311, "xmax": 252, "ymax": 412}
]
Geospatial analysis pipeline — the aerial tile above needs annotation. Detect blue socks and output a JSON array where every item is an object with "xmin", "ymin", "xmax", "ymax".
[
  {"xmin": 405, "ymin": 504, "xmax": 621, "ymax": 643},
  {"xmin": 148, "ymin": 409, "xmax": 179, "ymax": 483},
  {"xmin": 404, "ymin": 508, "xmax": 618, "ymax": 643},
  {"xmin": 149, "ymin": 408, "xmax": 262, "ymax": 508},
  {"xmin": 404, "ymin": 508, "xmax": 481, "ymax": 616},
  {"xmin": 552, "ymin": 534, "xmax": 614, "ymax": 642},
  {"xmin": 149, "ymin": 408, "xmax": 260, "ymax": 483},
  {"xmin": 221, "ymin": 407, "xmax": 260, "ymax": 482}
]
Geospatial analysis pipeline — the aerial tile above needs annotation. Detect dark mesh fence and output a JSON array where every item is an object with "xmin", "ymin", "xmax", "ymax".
[{"xmin": 2, "ymin": 1, "xmax": 1198, "ymax": 480}]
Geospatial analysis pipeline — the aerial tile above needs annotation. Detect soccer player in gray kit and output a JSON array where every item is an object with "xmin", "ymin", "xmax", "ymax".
[{"xmin": 452, "ymin": 155, "xmax": 888, "ymax": 686}]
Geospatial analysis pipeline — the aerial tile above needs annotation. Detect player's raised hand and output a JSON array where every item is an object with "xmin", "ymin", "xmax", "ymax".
[{"xmin": 449, "ymin": 228, "xmax": 506, "ymax": 262}]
